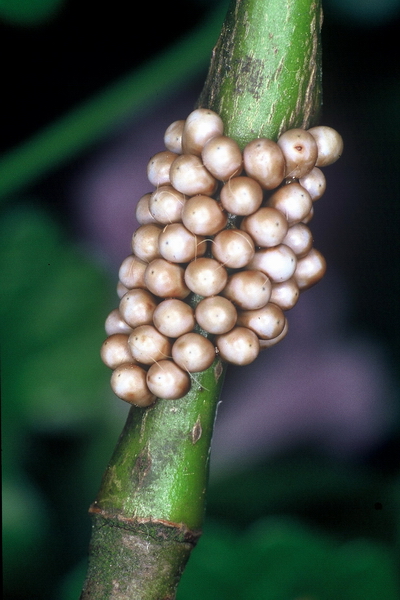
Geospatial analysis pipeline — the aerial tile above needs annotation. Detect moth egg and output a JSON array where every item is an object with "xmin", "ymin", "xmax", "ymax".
[
  {"xmin": 184, "ymin": 257, "xmax": 228, "ymax": 297},
  {"xmin": 258, "ymin": 318, "xmax": 289, "ymax": 349},
  {"xmin": 247, "ymin": 245, "xmax": 297, "ymax": 283},
  {"xmin": 119, "ymin": 288, "xmax": 158, "ymax": 328},
  {"xmin": 195, "ymin": 296, "xmax": 237, "ymax": 334},
  {"xmin": 282, "ymin": 223, "xmax": 313, "ymax": 258},
  {"xmin": 220, "ymin": 176, "xmax": 263, "ymax": 216},
  {"xmin": 118, "ymin": 255, "xmax": 147, "ymax": 289},
  {"xmin": 144, "ymin": 258, "xmax": 190, "ymax": 299},
  {"xmin": 215, "ymin": 326, "xmax": 260, "ymax": 365},
  {"xmin": 236, "ymin": 303, "xmax": 286, "ymax": 340},
  {"xmin": 269, "ymin": 278, "xmax": 300, "ymax": 311},
  {"xmin": 243, "ymin": 138, "xmax": 286, "ymax": 189},
  {"xmin": 277, "ymin": 128, "xmax": 318, "ymax": 179},
  {"xmin": 267, "ymin": 182, "xmax": 313, "ymax": 226},
  {"xmin": 201, "ymin": 135, "xmax": 243, "ymax": 180},
  {"xmin": 308, "ymin": 126, "xmax": 343, "ymax": 167},
  {"xmin": 131, "ymin": 223, "xmax": 162, "ymax": 263},
  {"xmin": 299, "ymin": 167, "xmax": 326, "ymax": 201},
  {"xmin": 241, "ymin": 207, "xmax": 289, "ymax": 248},
  {"xmin": 147, "ymin": 150, "xmax": 177, "ymax": 187},
  {"xmin": 128, "ymin": 325, "xmax": 171, "ymax": 365},
  {"xmin": 117, "ymin": 281, "xmax": 129, "ymax": 299},
  {"xmin": 293, "ymin": 248, "xmax": 326, "ymax": 290},
  {"xmin": 182, "ymin": 108, "xmax": 224, "ymax": 155},
  {"xmin": 152, "ymin": 298, "xmax": 195, "ymax": 338},
  {"xmin": 181, "ymin": 195, "xmax": 228, "ymax": 236},
  {"xmin": 212, "ymin": 229, "xmax": 255, "ymax": 269},
  {"xmin": 146, "ymin": 360, "xmax": 191, "ymax": 399},
  {"xmin": 164, "ymin": 119, "xmax": 185, "ymax": 153},
  {"xmin": 158, "ymin": 223, "xmax": 207, "ymax": 263},
  {"xmin": 111, "ymin": 363, "xmax": 156, "ymax": 407},
  {"xmin": 170, "ymin": 154, "xmax": 218, "ymax": 196},
  {"xmin": 172, "ymin": 333, "xmax": 216, "ymax": 373},
  {"xmin": 101, "ymin": 334, "xmax": 135, "ymax": 369},
  {"xmin": 222, "ymin": 270, "xmax": 272, "ymax": 310},
  {"xmin": 148, "ymin": 186, "xmax": 187, "ymax": 225},
  {"xmin": 105, "ymin": 308, "xmax": 133, "ymax": 336},
  {"xmin": 136, "ymin": 193, "xmax": 158, "ymax": 225}
]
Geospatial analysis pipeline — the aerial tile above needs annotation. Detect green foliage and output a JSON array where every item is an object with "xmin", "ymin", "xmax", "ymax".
[
  {"xmin": 1, "ymin": 204, "xmax": 123, "ymax": 598},
  {"xmin": 0, "ymin": 205, "xmax": 112, "ymax": 430},
  {"xmin": 177, "ymin": 517, "xmax": 400, "ymax": 600},
  {"xmin": 0, "ymin": 0, "xmax": 65, "ymax": 26}
]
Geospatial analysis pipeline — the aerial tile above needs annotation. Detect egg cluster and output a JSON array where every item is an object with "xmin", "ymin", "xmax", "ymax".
[{"xmin": 101, "ymin": 108, "xmax": 343, "ymax": 406}]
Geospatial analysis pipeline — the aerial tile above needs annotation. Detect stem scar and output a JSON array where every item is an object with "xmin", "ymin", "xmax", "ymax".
[{"xmin": 191, "ymin": 417, "xmax": 202, "ymax": 444}]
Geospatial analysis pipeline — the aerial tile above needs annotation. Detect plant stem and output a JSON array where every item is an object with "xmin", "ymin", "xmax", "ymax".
[
  {"xmin": 199, "ymin": 0, "xmax": 322, "ymax": 145},
  {"xmin": 80, "ymin": 1, "xmax": 322, "ymax": 598}
]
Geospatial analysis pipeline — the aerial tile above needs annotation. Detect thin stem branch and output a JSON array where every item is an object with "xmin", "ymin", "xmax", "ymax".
[{"xmin": 81, "ymin": 1, "xmax": 322, "ymax": 598}]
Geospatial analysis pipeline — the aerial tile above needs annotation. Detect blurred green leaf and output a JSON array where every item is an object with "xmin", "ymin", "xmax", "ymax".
[
  {"xmin": 0, "ymin": 203, "xmax": 113, "ymax": 431},
  {"xmin": 0, "ymin": 0, "xmax": 65, "ymax": 26},
  {"xmin": 208, "ymin": 451, "xmax": 396, "ymax": 544},
  {"xmin": 0, "ymin": 3, "xmax": 227, "ymax": 201},
  {"xmin": 2, "ymin": 475, "xmax": 52, "ymax": 594},
  {"xmin": 0, "ymin": 203, "xmax": 123, "ymax": 597},
  {"xmin": 177, "ymin": 517, "xmax": 400, "ymax": 600}
]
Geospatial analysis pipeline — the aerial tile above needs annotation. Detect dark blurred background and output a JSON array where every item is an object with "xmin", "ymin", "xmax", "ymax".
[{"xmin": 2, "ymin": 1, "xmax": 400, "ymax": 598}]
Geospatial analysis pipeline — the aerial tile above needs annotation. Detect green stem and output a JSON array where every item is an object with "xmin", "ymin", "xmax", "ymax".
[
  {"xmin": 81, "ymin": 1, "xmax": 322, "ymax": 598},
  {"xmin": 199, "ymin": 0, "xmax": 322, "ymax": 144}
]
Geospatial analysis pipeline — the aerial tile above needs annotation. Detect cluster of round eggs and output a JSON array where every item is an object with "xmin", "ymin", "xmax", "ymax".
[{"xmin": 101, "ymin": 108, "xmax": 343, "ymax": 407}]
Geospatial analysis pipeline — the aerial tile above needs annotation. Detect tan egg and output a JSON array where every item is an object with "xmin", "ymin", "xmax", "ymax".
[
  {"xmin": 164, "ymin": 119, "xmax": 185, "ymax": 153},
  {"xmin": 118, "ymin": 255, "xmax": 147, "ymax": 289},
  {"xmin": 222, "ymin": 270, "xmax": 271, "ymax": 310},
  {"xmin": 201, "ymin": 135, "xmax": 243, "ymax": 180},
  {"xmin": 172, "ymin": 333, "xmax": 216, "ymax": 373},
  {"xmin": 293, "ymin": 248, "xmax": 326, "ymax": 290},
  {"xmin": 241, "ymin": 207, "xmax": 289, "ymax": 248},
  {"xmin": 136, "ymin": 193, "xmax": 159, "ymax": 225},
  {"xmin": 170, "ymin": 154, "xmax": 218, "ymax": 196},
  {"xmin": 277, "ymin": 128, "xmax": 318, "ymax": 179},
  {"xmin": 282, "ymin": 223, "xmax": 313, "ymax": 258},
  {"xmin": 101, "ymin": 334, "xmax": 135, "ymax": 369},
  {"xmin": 308, "ymin": 126, "xmax": 343, "ymax": 167},
  {"xmin": 215, "ymin": 326, "xmax": 260, "ymax": 365},
  {"xmin": 144, "ymin": 258, "xmax": 190, "ymax": 299},
  {"xmin": 128, "ymin": 325, "xmax": 171, "ymax": 365},
  {"xmin": 195, "ymin": 296, "xmax": 237, "ymax": 334},
  {"xmin": 259, "ymin": 318, "xmax": 289, "ymax": 349},
  {"xmin": 119, "ymin": 288, "xmax": 158, "ymax": 328},
  {"xmin": 299, "ymin": 167, "xmax": 326, "ymax": 201},
  {"xmin": 267, "ymin": 182, "xmax": 313, "ymax": 225},
  {"xmin": 184, "ymin": 257, "xmax": 228, "ymax": 297},
  {"xmin": 212, "ymin": 229, "xmax": 255, "ymax": 268},
  {"xmin": 146, "ymin": 360, "xmax": 191, "ymax": 399},
  {"xmin": 111, "ymin": 363, "xmax": 156, "ymax": 407},
  {"xmin": 147, "ymin": 150, "xmax": 177, "ymax": 186},
  {"xmin": 131, "ymin": 223, "xmax": 162, "ymax": 263},
  {"xmin": 116, "ymin": 281, "xmax": 129, "ymax": 299},
  {"xmin": 243, "ymin": 137, "xmax": 286, "ymax": 190},
  {"xmin": 105, "ymin": 308, "xmax": 133, "ymax": 336},
  {"xmin": 269, "ymin": 278, "xmax": 300, "ymax": 311},
  {"xmin": 247, "ymin": 245, "xmax": 297, "ymax": 283},
  {"xmin": 237, "ymin": 303, "xmax": 285, "ymax": 340},
  {"xmin": 148, "ymin": 185, "xmax": 186, "ymax": 224},
  {"xmin": 182, "ymin": 108, "xmax": 224, "ymax": 155},
  {"xmin": 158, "ymin": 223, "xmax": 207, "ymax": 263},
  {"xmin": 181, "ymin": 195, "xmax": 227, "ymax": 236},
  {"xmin": 153, "ymin": 299, "xmax": 195, "ymax": 338},
  {"xmin": 220, "ymin": 176, "xmax": 263, "ymax": 216}
]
